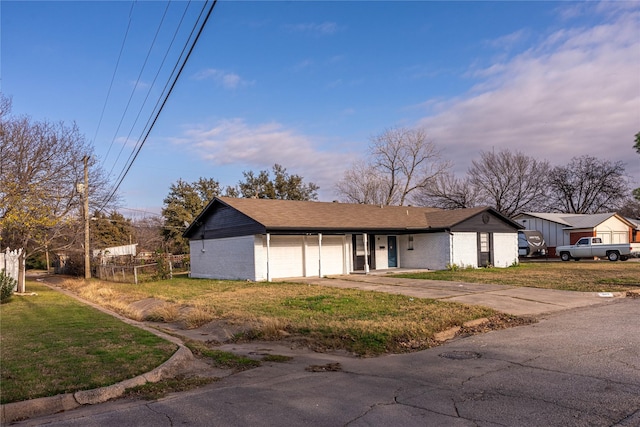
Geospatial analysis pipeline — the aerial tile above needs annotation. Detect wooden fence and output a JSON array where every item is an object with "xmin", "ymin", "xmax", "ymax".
[{"xmin": 1, "ymin": 248, "xmax": 25, "ymax": 292}]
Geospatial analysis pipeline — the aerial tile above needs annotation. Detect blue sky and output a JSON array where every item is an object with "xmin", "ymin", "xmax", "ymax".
[{"xmin": 2, "ymin": 1, "xmax": 639, "ymax": 217}]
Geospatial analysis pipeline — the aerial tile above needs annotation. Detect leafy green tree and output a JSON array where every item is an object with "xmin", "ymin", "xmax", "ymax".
[
  {"xmin": 162, "ymin": 167, "xmax": 318, "ymax": 252},
  {"xmin": 90, "ymin": 211, "xmax": 133, "ymax": 248},
  {"xmin": 236, "ymin": 164, "xmax": 319, "ymax": 200},
  {"xmin": 162, "ymin": 178, "xmax": 222, "ymax": 253}
]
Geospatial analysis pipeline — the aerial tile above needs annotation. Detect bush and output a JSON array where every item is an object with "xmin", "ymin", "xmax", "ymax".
[{"xmin": 0, "ymin": 269, "xmax": 17, "ymax": 302}]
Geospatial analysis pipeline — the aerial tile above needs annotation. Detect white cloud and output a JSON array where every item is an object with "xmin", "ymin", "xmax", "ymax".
[
  {"xmin": 172, "ymin": 119, "xmax": 357, "ymax": 199},
  {"xmin": 418, "ymin": 8, "xmax": 640, "ymax": 186},
  {"xmin": 192, "ymin": 68, "xmax": 253, "ymax": 89},
  {"xmin": 483, "ymin": 29, "xmax": 530, "ymax": 51},
  {"xmin": 285, "ymin": 22, "xmax": 340, "ymax": 35}
]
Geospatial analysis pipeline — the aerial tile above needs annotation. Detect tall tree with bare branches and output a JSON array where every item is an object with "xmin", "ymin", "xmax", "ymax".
[
  {"xmin": 547, "ymin": 155, "xmax": 630, "ymax": 214},
  {"xmin": 467, "ymin": 149, "xmax": 550, "ymax": 217},
  {"xmin": 336, "ymin": 127, "xmax": 450, "ymax": 206},
  {"xmin": 0, "ymin": 94, "xmax": 113, "ymax": 261},
  {"xmin": 416, "ymin": 172, "xmax": 482, "ymax": 210}
]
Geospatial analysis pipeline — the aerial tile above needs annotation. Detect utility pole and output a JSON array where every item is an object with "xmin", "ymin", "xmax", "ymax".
[{"xmin": 83, "ymin": 156, "xmax": 91, "ymax": 279}]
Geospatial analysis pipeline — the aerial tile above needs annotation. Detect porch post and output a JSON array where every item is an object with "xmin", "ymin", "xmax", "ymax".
[
  {"xmin": 266, "ymin": 233, "xmax": 271, "ymax": 282},
  {"xmin": 318, "ymin": 233, "xmax": 323, "ymax": 277},
  {"xmin": 363, "ymin": 233, "xmax": 369, "ymax": 274}
]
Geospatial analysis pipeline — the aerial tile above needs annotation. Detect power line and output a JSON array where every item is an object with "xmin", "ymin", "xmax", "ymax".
[
  {"xmin": 94, "ymin": 1, "xmax": 136, "ymax": 163},
  {"xmin": 105, "ymin": 0, "xmax": 173, "ymax": 180},
  {"xmin": 99, "ymin": 0, "xmax": 218, "ymax": 213},
  {"xmin": 107, "ymin": 0, "xmax": 209, "ymax": 203},
  {"xmin": 107, "ymin": 0, "xmax": 193, "ymax": 182}
]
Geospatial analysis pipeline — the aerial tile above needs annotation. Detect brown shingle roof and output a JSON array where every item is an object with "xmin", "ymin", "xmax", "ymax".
[
  {"xmin": 184, "ymin": 198, "xmax": 523, "ymax": 238},
  {"xmin": 216, "ymin": 197, "xmax": 482, "ymax": 231}
]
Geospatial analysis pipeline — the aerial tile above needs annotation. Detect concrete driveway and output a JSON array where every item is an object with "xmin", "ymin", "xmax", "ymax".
[
  {"xmin": 283, "ymin": 274, "xmax": 626, "ymax": 316},
  {"xmin": 13, "ymin": 298, "xmax": 640, "ymax": 426}
]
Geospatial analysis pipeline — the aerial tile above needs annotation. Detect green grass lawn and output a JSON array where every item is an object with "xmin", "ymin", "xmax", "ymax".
[
  {"xmin": 0, "ymin": 282, "xmax": 177, "ymax": 404},
  {"xmin": 394, "ymin": 261, "xmax": 640, "ymax": 292},
  {"xmin": 54, "ymin": 276, "xmax": 507, "ymax": 357}
]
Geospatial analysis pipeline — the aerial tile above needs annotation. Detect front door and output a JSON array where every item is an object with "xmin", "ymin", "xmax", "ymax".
[
  {"xmin": 387, "ymin": 236, "xmax": 397, "ymax": 268},
  {"xmin": 478, "ymin": 232, "xmax": 492, "ymax": 267},
  {"xmin": 352, "ymin": 234, "xmax": 376, "ymax": 271}
]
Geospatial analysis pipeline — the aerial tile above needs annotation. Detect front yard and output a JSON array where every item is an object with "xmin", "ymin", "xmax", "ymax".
[
  {"xmin": 395, "ymin": 261, "xmax": 640, "ymax": 292},
  {"xmin": 50, "ymin": 276, "xmax": 510, "ymax": 357},
  {"xmin": 3, "ymin": 261, "xmax": 635, "ymax": 404}
]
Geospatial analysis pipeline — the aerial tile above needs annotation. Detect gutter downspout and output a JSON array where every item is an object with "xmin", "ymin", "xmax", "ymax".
[
  {"xmin": 266, "ymin": 233, "xmax": 271, "ymax": 282},
  {"xmin": 363, "ymin": 233, "xmax": 370, "ymax": 274},
  {"xmin": 448, "ymin": 231, "xmax": 454, "ymax": 267},
  {"xmin": 318, "ymin": 233, "xmax": 322, "ymax": 278}
]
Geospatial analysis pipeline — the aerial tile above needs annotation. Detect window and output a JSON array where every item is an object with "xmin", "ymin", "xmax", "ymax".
[
  {"xmin": 408, "ymin": 235, "xmax": 414, "ymax": 250},
  {"xmin": 479, "ymin": 232, "xmax": 489, "ymax": 252},
  {"xmin": 355, "ymin": 234, "xmax": 365, "ymax": 256}
]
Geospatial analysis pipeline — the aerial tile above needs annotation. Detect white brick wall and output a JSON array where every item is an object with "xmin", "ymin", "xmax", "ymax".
[
  {"xmin": 399, "ymin": 233, "xmax": 451, "ymax": 270},
  {"xmin": 450, "ymin": 232, "xmax": 478, "ymax": 269},
  {"xmin": 190, "ymin": 235, "xmax": 256, "ymax": 280},
  {"xmin": 492, "ymin": 232, "xmax": 519, "ymax": 267}
]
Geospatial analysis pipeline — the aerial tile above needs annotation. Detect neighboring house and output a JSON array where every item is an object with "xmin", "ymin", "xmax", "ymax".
[
  {"xmin": 512, "ymin": 212, "xmax": 636, "ymax": 257},
  {"xmin": 625, "ymin": 217, "xmax": 640, "ymax": 256},
  {"xmin": 93, "ymin": 244, "xmax": 138, "ymax": 265},
  {"xmin": 184, "ymin": 197, "xmax": 523, "ymax": 281}
]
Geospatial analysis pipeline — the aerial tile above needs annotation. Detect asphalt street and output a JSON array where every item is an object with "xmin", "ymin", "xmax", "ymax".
[{"xmin": 14, "ymin": 297, "xmax": 640, "ymax": 427}]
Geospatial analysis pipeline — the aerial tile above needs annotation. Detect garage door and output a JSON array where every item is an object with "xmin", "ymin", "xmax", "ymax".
[
  {"xmin": 268, "ymin": 236, "xmax": 305, "ymax": 279},
  {"xmin": 266, "ymin": 235, "xmax": 347, "ymax": 279}
]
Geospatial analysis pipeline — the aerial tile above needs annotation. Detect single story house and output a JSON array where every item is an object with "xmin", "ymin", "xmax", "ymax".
[
  {"xmin": 512, "ymin": 212, "xmax": 637, "ymax": 257},
  {"xmin": 184, "ymin": 197, "xmax": 523, "ymax": 281}
]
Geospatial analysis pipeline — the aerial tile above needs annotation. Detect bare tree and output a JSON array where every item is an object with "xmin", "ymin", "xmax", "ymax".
[
  {"xmin": 1, "ymin": 96, "xmax": 113, "ymax": 260},
  {"xmin": 417, "ymin": 172, "xmax": 482, "ymax": 210},
  {"xmin": 336, "ymin": 127, "xmax": 450, "ymax": 206},
  {"xmin": 547, "ymin": 155, "xmax": 630, "ymax": 214},
  {"xmin": 335, "ymin": 160, "xmax": 389, "ymax": 205},
  {"xmin": 466, "ymin": 149, "xmax": 550, "ymax": 217},
  {"xmin": 132, "ymin": 216, "xmax": 165, "ymax": 253}
]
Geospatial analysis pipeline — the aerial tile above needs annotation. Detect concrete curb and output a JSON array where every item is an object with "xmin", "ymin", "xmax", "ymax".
[
  {"xmin": 0, "ymin": 345, "xmax": 194, "ymax": 424},
  {"xmin": 434, "ymin": 317, "xmax": 490, "ymax": 342}
]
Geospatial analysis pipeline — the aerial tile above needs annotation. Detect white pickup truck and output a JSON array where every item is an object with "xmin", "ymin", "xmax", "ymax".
[{"xmin": 557, "ymin": 237, "xmax": 632, "ymax": 262}]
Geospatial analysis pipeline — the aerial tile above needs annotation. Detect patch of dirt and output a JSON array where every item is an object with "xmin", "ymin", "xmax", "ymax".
[
  {"xmin": 130, "ymin": 298, "xmax": 167, "ymax": 315},
  {"xmin": 150, "ymin": 319, "xmax": 254, "ymax": 345},
  {"xmin": 458, "ymin": 314, "xmax": 536, "ymax": 336},
  {"xmin": 305, "ymin": 362, "xmax": 342, "ymax": 372}
]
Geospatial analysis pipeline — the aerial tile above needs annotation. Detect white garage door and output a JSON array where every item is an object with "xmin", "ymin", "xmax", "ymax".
[
  {"xmin": 269, "ymin": 236, "xmax": 305, "ymax": 279},
  {"xmin": 267, "ymin": 235, "xmax": 347, "ymax": 279}
]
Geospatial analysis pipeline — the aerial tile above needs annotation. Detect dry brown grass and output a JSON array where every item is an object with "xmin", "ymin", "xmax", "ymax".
[
  {"xmin": 182, "ymin": 305, "xmax": 216, "ymax": 329},
  {"xmin": 49, "ymin": 276, "xmax": 501, "ymax": 355},
  {"xmin": 145, "ymin": 302, "xmax": 181, "ymax": 323},
  {"xmin": 397, "ymin": 261, "xmax": 640, "ymax": 292}
]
